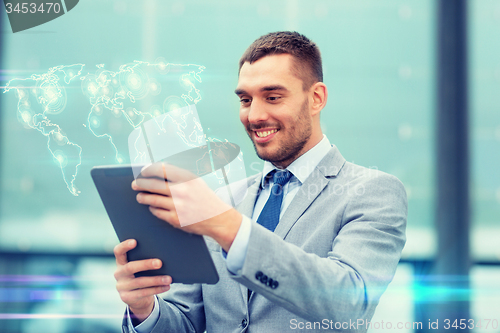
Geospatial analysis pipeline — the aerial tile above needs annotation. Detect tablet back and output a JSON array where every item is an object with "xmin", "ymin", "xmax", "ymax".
[{"xmin": 91, "ymin": 165, "xmax": 219, "ymax": 284}]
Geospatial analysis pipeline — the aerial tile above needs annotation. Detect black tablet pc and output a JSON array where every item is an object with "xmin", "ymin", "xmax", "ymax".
[{"xmin": 91, "ymin": 165, "xmax": 219, "ymax": 284}]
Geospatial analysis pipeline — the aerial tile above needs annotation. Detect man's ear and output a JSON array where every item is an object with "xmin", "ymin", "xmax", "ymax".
[{"xmin": 309, "ymin": 82, "xmax": 328, "ymax": 116}]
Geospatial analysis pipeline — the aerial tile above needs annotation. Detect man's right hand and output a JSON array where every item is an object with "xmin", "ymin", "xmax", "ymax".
[{"xmin": 113, "ymin": 239, "xmax": 172, "ymax": 323}]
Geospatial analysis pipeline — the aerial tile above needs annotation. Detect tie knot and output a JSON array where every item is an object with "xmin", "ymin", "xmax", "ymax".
[{"xmin": 272, "ymin": 169, "xmax": 292, "ymax": 186}]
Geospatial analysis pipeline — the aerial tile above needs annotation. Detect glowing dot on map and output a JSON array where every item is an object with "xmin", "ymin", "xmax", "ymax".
[
  {"xmin": 150, "ymin": 104, "xmax": 162, "ymax": 117},
  {"xmin": 128, "ymin": 75, "xmax": 142, "ymax": 89},
  {"xmin": 155, "ymin": 57, "xmax": 170, "ymax": 74},
  {"xmin": 21, "ymin": 111, "xmax": 31, "ymax": 123},
  {"xmin": 149, "ymin": 78, "xmax": 161, "ymax": 96},
  {"xmin": 163, "ymin": 95, "xmax": 186, "ymax": 114},
  {"xmin": 90, "ymin": 116, "xmax": 100, "ymax": 128},
  {"xmin": 53, "ymin": 150, "xmax": 68, "ymax": 168},
  {"xmin": 179, "ymin": 76, "xmax": 193, "ymax": 90}
]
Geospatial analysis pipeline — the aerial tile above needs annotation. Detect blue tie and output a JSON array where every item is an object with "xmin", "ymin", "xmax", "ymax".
[{"xmin": 256, "ymin": 169, "xmax": 293, "ymax": 232}]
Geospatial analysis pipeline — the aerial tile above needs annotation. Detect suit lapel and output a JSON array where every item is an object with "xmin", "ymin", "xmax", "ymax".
[
  {"xmin": 273, "ymin": 168, "xmax": 329, "ymax": 239},
  {"xmin": 274, "ymin": 145, "xmax": 346, "ymax": 239}
]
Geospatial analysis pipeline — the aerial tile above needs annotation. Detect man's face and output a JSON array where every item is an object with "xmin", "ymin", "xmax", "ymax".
[{"xmin": 235, "ymin": 54, "xmax": 314, "ymax": 168}]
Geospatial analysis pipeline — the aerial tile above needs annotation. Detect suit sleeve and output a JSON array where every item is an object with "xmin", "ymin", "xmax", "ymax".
[
  {"xmin": 230, "ymin": 173, "xmax": 407, "ymax": 324},
  {"xmin": 121, "ymin": 283, "xmax": 205, "ymax": 333}
]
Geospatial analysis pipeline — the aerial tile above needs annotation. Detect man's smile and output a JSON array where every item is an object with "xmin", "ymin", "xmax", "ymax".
[
  {"xmin": 253, "ymin": 129, "xmax": 279, "ymax": 143},
  {"xmin": 255, "ymin": 129, "xmax": 278, "ymax": 138}
]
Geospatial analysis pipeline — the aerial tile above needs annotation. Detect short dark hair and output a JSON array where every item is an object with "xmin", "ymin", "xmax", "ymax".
[{"xmin": 239, "ymin": 31, "xmax": 323, "ymax": 90}]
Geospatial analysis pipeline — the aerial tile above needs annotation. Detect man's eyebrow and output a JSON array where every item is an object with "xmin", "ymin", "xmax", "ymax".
[
  {"xmin": 261, "ymin": 85, "xmax": 287, "ymax": 92},
  {"xmin": 234, "ymin": 85, "xmax": 288, "ymax": 96}
]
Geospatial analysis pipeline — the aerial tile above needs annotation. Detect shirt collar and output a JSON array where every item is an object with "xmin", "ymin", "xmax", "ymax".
[{"xmin": 261, "ymin": 135, "xmax": 332, "ymax": 187}]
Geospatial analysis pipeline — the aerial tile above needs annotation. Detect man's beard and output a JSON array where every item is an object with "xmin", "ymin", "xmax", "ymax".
[{"xmin": 249, "ymin": 98, "xmax": 312, "ymax": 166}]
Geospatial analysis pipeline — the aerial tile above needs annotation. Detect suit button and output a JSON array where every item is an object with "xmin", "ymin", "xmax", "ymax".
[
  {"xmin": 241, "ymin": 319, "xmax": 248, "ymax": 328},
  {"xmin": 267, "ymin": 278, "xmax": 274, "ymax": 287},
  {"xmin": 255, "ymin": 271, "xmax": 263, "ymax": 280},
  {"xmin": 260, "ymin": 274, "xmax": 268, "ymax": 284},
  {"xmin": 271, "ymin": 280, "xmax": 279, "ymax": 289}
]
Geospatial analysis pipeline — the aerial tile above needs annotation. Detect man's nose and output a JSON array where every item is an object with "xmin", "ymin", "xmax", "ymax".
[{"xmin": 247, "ymin": 100, "xmax": 269, "ymax": 124}]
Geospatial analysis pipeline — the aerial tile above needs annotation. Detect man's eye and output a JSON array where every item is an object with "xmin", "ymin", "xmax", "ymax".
[
  {"xmin": 267, "ymin": 96, "xmax": 280, "ymax": 101},
  {"xmin": 240, "ymin": 98, "xmax": 251, "ymax": 104}
]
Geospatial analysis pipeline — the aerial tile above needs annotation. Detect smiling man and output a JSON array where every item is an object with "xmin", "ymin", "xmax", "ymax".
[{"xmin": 114, "ymin": 31, "xmax": 407, "ymax": 333}]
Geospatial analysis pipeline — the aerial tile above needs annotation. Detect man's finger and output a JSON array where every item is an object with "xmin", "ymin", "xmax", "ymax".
[
  {"xmin": 120, "ymin": 258, "xmax": 163, "ymax": 277},
  {"xmin": 117, "ymin": 275, "xmax": 172, "ymax": 292},
  {"xmin": 140, "ymin": 162, "xmax": 166, "ymax": 179},
  {"xmin": 149, "ymin": 207, "xmax": 180, "ymax": 227},
  {"xmin": 136, "ymin": 192, "xmax": 175, "ymax": 211},
  {"xmin": 120, "ymin": 285, "xmax": 171, "ymax": 304},
  {"xmin": 114, "ymin": 239, "xmax": 136, "ymax": 266},
  {"xmin": 140, "ymin": 162, "xmax": 197, "ymax": 183},
  {"xmin": 163, "ymin": 163, "xmax": 197, "ymax": 182},
  {"xmin": 133, "ymin": 178, "xmax": 171, "ymax": 196}
]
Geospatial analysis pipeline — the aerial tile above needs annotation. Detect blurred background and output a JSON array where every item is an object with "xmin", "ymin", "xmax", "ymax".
[{"xmin": 0, "ymin": 0, "xmax": 499, "ymax": 332}]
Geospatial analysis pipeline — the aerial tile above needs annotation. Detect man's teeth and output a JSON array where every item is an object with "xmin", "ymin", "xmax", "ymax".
[{"xmin": 256, "ymin": 129, "xmax": 278, "ymax": 138}]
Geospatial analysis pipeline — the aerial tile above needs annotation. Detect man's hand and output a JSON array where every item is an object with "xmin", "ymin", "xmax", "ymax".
[
  {"xmin": 132, "ymin": 162, "xmax": 242, "ymax": 252},
  {"xmin": 113, "ymin": 239, "xmax": 172, "ymax": 323}
]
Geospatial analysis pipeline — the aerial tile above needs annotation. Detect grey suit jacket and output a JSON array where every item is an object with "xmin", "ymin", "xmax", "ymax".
[{"xmin": 122, "ymin": 145, "xmax": 407, "ymax": 333}]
